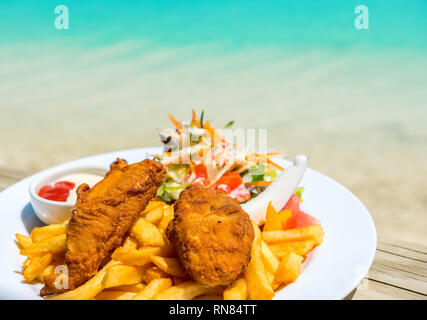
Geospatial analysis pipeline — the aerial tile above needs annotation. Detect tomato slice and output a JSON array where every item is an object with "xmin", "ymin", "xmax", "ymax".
[
  {"xmin": 282, "ymin": 194, "xmax": 320, "ymax": 229},
  {"xmin": 193, "ymin": 163, "xmax": 207, "ymax": 179},
  {"xmin": 191, "ymin": 163, "xmax": 208, "ymax": 186},
  {"xmin": 189, "ymin": 164, "xmax": 251, "ymax": 202},
  {"xmin": 229, "ymin": 183, "xmax": 251, "ymax": 202},
  {"xmin": 216, "ymin": 171, "xmax": 242, "ymax": 191},
  {"xmin": 215, "ymin": 171, "xmax": 251, "ymax": 202}
]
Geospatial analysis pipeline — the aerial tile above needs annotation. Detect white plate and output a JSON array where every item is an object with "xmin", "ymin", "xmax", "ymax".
[{"xmin": 0, "ymin": 147, "xmax": 376, "ymax": 300}]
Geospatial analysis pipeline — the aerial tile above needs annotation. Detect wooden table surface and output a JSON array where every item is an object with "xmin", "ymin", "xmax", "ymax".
[{"xmin": 1, "ymin": 166, "xmax": 426, "ymax": 300}]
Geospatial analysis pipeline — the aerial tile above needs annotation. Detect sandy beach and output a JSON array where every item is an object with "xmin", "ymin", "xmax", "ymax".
[{"xmin": 0, "ymin": 42, "xmax": 426, "ymax": 244}]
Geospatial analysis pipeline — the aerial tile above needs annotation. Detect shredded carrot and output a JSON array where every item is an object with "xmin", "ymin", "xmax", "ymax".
[
  {"xmin": 245, "ymin": 181, "xmax": 272, "ymax": 187},
  {"xmin": 267, "ymin": 152, "xmax": 283, "ymax": 157},
  {"xmin": 255, "ymin": 152, "xmax": 283, "ymax": 157},
  {"xmin": 225, "ymin": 161, "xmax": 241, "ymax": 175},
  {"xmin": 267, "ymin": 158, "xmax": 284, "ymax": 171},
  {"xmin": 205, "ymin": 119, "xmax": 228, "ymax": 145},
  {"xmin": 191, "ymin": 110, "xmax": 200, "ymax": 127},
  {"xmin": 205, "ymin": 120, "xmax": 215, "ymax": 144},
  {"xmin": 168, "ymin": 113, "xmax": 183, "ymax": 131},
  {"xmin": 249, "ymin": 152, "xmax": 281, "ymax": 163}
]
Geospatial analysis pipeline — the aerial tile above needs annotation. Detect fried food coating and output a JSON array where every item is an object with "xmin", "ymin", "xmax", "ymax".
[
  {"xmin": 166, "ymin": 186, "xmax": 254, "ymax": 287},
  {"xmin": 41, "ymin": 158, "xmax": 165, "ymax": 294}
]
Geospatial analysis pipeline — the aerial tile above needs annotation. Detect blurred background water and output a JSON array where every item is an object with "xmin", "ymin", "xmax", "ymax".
[{"xmin": 0, "ymin": 0, "xmax": 426, "ymax": 243}]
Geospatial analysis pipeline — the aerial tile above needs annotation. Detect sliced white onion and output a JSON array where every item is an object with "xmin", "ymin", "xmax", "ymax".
[{"xmin": 241, "ymin": 155, "xmax": 308, "ymax": 225}]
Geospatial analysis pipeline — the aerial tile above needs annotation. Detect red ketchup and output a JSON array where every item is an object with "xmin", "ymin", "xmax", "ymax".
[{"xmin": 38, "ymin": 181, "xmax": 75, "ymax": 202}]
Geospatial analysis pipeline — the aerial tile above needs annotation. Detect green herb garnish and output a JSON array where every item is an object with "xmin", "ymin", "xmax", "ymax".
[
  {"xmin": 224, "ymin": 121, "xmax": 234, "ymax": 128},
  {"xmin": 200, "ymin": 110, "xmax": 204, "ymax": 128},
  {"xmin": 295, "ymin": 187, "xmax": 304, "ymax": 202}
]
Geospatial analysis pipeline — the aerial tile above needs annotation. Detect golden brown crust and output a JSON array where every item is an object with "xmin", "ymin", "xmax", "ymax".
[
  {"xmin": 42, "ymin": 158, "xmax": 165, "ymax": 294},
  {"xmin": 167, "ymin": 186, "xmax": 254, "ymax": 287}
]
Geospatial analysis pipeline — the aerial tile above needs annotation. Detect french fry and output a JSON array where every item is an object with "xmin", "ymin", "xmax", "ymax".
[
  {"xmin": 223, "ymin": 278, "xmax": 247, "ymax": 300},
  {"xmin": 23, "ymin": 258, "xmax": 31, "ymax": 269},
  {"xmin": 15, "ymin": 234, "xmax": 33, "ymax": 249},
  {"xmin": 260, "ymin": 240, "xmax": 279, "ymax": 274},
  {"xmin": 111, "ymin": 247, "xmax": 153, "ymax": 266},
  {"xmin": 244, "ymin": 221, "xmax": 275, "ymax": 300},
  {"xmin": 144, "ymin": 205, "xmax": 164, "ymax": 225},
  {"xmin": 142, "ymin": 201, "xmax": 164, "ymax": 214},
  {"xmin": 112, "ymin": 245, "xmax": 174, "ymax": 266},
  {"xmin": 133, "ymin": 278, "xmax": 173, "ymax": 300},
  {"xmin": 131, "ymin": 217, "xmax": 166, "ymax": 247},
  {"xmin": 122, "ymin": 237, "xmax": 139, "ymax": 250},
  {"xmin": 273, "ymin": 252, "xmax": 304, "ymax": 288},
  {"xmin": 269, "ymin": 240, "xmax": 317, "ymax": 258},
  {"xmin": 262, "ymin": 225, "xmax": 324, "ymax": 245},
  {"xmin": 24, "ymin": 253, "xmax": 53, "ymax": 282},
  {"xmin": 93, "ymin": 291, "xmax": 137, "ymax": 300},
  {"xmin": 16, "ymin": 196, "xmax": 321, "ymax": 301},
  {"xmin": 263, "ymin": 202, "xmax": 291, "ymax": 232},
  {"xmin": 30, "ymin": 224, "xmax": 67, "ymax": 243},
  {"xmin": 106, "ymin": 283, "xmax": 145, "ymax": 292},
  {"xmin": 150, "ymin": 256, "xmax": 186, "ymax": 277},
  {"xmin": 260, "ymin": 239, "xmax": 279, "ymax": 287},
  {"xmin": 265, "ymin": 269, "xmax": 275, "ymax": 286},
  {"xmin": 158, "ymin": 205, "xmax": 174, "ymax": 231},
  {"xmin": 48, "ymin": 260, "xmax": 120, "ymax": 300},
  {"xmin": 163, "ymin": 204, "xmax": 174, "ymax": 215},
  {"xmin": 154, "ymin": 281, "xmax": 219, "ymax": 300},
  {"xmin": 103, "ymin": 265, "xmax": 145, "ymax": 289},
  {"xmin": 36, "ymin": 264, "xmax": 55, "ymax": 282},
  {"xmin": 145, "ymin": 266, "xmax": 171, "ymax": 283},
  {"xmin": 20, "ymin": 233, "xmax": 66, "ymax": 256}
]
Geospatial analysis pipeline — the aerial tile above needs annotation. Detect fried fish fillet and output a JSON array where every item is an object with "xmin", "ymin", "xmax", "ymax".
[
  {"xmin": 166, "ymin": 186, "xmax": 254, "ymax": 287},
  {"xmin": 41, "ymin": 158, "xmax": 165, "ymax": 294}
]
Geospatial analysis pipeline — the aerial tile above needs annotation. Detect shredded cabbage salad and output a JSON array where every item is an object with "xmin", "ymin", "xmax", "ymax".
[{"xmin": 154, "ymin": 111, "xmax": 284, "ymax": 203}]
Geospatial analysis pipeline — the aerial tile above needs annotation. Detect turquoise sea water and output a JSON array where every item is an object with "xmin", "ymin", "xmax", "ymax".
[{"xmin": 0, "ymin": 0, "xmax": 426, "ymax": 49}]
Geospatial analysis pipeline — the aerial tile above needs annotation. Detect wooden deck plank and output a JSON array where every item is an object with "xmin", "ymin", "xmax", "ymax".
[
  {"xmin": 353, "ymin": 279, "xmax": 426, "ymax": 300},
  {"xmin": 354, "ymin": 238, "xmax": 427, "ymax": 299},
  {"xmin": 378, "ymin": 240, "xmax": 427, "ymax": 261},
  {"xmin": 0, "ymin": 166, "xmax": 31, "ymax": 191}
]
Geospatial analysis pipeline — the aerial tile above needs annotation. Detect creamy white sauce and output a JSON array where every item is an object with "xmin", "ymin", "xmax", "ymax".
[{"xmin": 57, "ymin": 173, "xmax": 104, "ymax": 203}]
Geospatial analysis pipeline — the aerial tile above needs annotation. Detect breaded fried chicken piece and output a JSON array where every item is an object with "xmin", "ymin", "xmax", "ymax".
[
  {"xmin": 166, "ymin": 186, "xmax": 254, "ymax": 287},
  {"xmin": 41, "ymin": 158, "xmax": 165, "ymax": 295}
]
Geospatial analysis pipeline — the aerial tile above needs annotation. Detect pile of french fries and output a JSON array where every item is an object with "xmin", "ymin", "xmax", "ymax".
[{"xmin": 15, "ymin": 200, "xmax": 324, "ymax": 300}]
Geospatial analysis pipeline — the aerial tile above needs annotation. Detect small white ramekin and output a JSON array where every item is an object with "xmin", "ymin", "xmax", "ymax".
[{"xmin": 29, "ymin": 164, "xmax": 107, "ymax": 224}]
